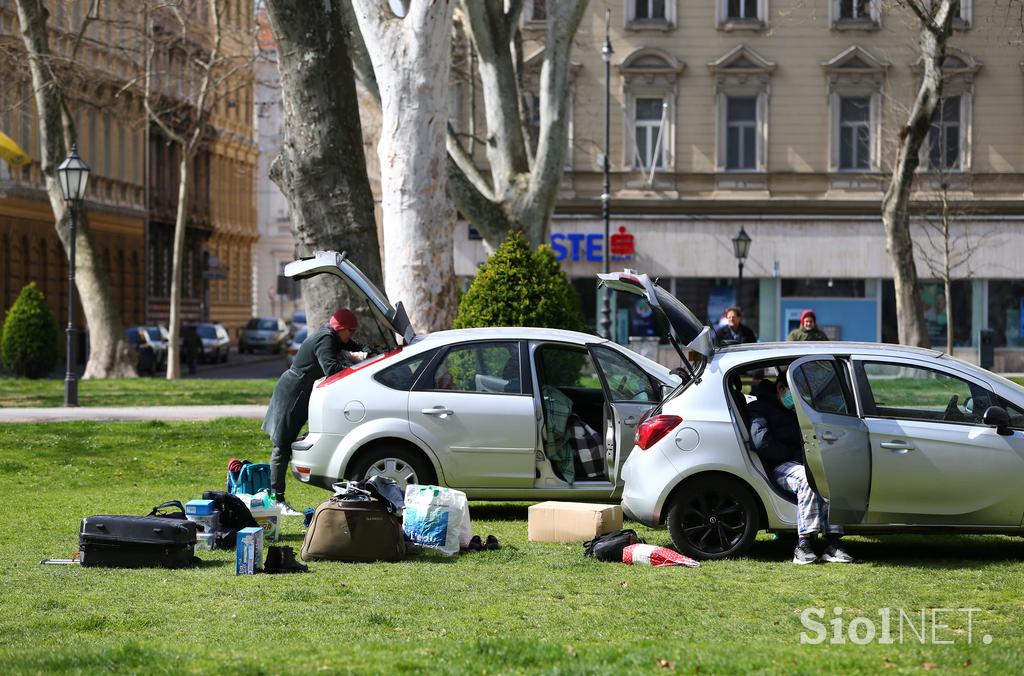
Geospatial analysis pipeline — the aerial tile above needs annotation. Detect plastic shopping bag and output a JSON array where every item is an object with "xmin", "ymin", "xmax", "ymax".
[
  {"xmin": 402, "ymin": 485, "xmax": 470, "ymax": 555},
  {"xmin": 622, "ymin": 543, "xmax": 700, "ymax": 568}
]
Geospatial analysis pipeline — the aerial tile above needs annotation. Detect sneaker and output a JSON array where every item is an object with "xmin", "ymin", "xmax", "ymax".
[
  {"xmin": 821, "ymin": 545, "xmax": 854, "ymax": 564},
  {"xmin": 792, "ymin": 540, "xmax": 818, "ymax": 565},
  {"xmin": 276, "ymin": 500, "xmax": 303, "ymax": 517}
]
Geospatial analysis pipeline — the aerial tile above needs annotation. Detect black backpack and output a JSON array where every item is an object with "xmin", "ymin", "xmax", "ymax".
[
  {"xmin": 583, "ymin": 529, "xmax": 645, "ymax": 562},
  {"xmin": 202, "ymin": 490, "xmax": 258, "ymax": 529}
]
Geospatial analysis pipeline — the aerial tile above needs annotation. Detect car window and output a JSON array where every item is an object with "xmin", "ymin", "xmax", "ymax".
[
  {"xmin": 591, "ymin": 346, "xmax": 658, "ymax": 402},
  {"xmin": 429, "ymin": 342, "xmax": 521, "ymax": 394},
  {"xmin": 861, "ymin": 362, "xmax": 992, "ymax": 425},
  {"xmin": 126, "ymin": 329, "xmax": 141, "ymax": 345},
  {"xmin": 790, "ymin": 360, "xmax": 850, "ymax": 415},
  {"xmin": 537, "ymin": 345, "xmax": 601, "ymax": 389},
  {"xmin": 375, "ymin": 354, "xmax": 431, "ymax": 391},
  {"xmin": 196, "ymin": 325, "xmax": 216, "ymax": 339},
  {"xmin": 146, "ymin": 328, "xmax": 162, "ymax": 341},
  {"xmin": 294, "ymin": 328, "xmax": 307, "ymax": 343},
  {"xmin": 257, "ymin": 319, "xmax": 277, "ymax": 331}
]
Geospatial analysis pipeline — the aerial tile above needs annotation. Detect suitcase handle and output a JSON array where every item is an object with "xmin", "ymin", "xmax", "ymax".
[{"xmin": 148, "ymin": 500, "xmax": 186, "ymax": 518}]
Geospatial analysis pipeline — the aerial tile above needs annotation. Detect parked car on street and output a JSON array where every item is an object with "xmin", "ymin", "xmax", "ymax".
[
  {"xmin": 239, "ymin": 317, "xmax": 289, "ymax": 354},
  {"xmin": 126, "ymin": 326, "xmax": 166, "ymax": 375},
  {"xmin": 289, "ymin": 309, "xmax": 307, "ymax": 337},
  {"xmin": 282, "ymin": 251, "xmax": 682, "ymax": 500},
  {"xmin": 182, "ymin": 322, "xmax": 230, "ymax": 363},
  {"xmin": 286, "ymin": 327, "xmax": 307, "ymax": 365},
  {"xmin": 601, "ymin": 270, "xmax": 1024, "ymax": 560}
]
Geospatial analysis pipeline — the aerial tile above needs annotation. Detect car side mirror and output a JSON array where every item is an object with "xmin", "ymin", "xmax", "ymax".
[{"xmin": 982, "ymin": 406, "xmax": 1013, "ymax": 436}]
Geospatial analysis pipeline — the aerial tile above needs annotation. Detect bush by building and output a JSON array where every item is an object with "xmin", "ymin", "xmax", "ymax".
[
  {"xmin": 454, "ymin": 231, "xmax": 586, "ymax": 333},
  {"xmin": 0, "ymin": 282, "xmax": 60, "ymax": 378}
]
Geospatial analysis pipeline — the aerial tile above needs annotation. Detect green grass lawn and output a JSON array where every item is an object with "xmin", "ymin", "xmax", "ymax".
[
  {"xmin": 0, "ymin": 378, "xmax": 276, "ymax": 407},
  {"xmin": 2, "ymin": 419, "xmax": 1024, "ymax": 674}
]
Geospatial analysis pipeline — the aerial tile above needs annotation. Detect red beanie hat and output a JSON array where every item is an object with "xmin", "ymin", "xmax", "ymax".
[
  {"xmin": 329, "ymin": 308, "xmax": 358, "ymax": 332},
  {"xmin": 800, "ymin": 310, "xmax": 816, "ymax": 323}
]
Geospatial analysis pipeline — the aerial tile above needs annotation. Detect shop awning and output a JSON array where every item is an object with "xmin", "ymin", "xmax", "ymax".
[{"xmin": 0, "ymin": 130, "xmax": 30, "ymax": 169}]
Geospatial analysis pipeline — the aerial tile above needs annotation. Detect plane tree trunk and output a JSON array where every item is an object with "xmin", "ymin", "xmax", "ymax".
[
  {"xmin": 351, "ymin": 0, "xmax": 459, "ymax": 333},
  {"xmin": 15, "ymin": 0, "xmax": 136, "ymax": 378},
  {"xmin": 263, "ymin": 0, "xmax": 383, "ymax": 332}
]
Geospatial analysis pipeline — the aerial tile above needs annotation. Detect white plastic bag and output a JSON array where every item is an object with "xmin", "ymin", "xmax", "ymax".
[{"xmin": 402, "ymin": 485, "xmax": 471, "ymax": 555}]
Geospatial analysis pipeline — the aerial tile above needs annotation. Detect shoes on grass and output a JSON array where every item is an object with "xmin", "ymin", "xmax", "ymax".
[
  {"xmin": 484, "ymin": 534, "xmax": 501, "ymax": 551},
  {"xmin": 792, "ymin": 540, "xmax": 818, "ymax": 565},
  {"xmin": 821, "ymin": 545, "xmax": 854, "ymax": 564},
  {"xmin": 276, "ymin": 500, "xmax": 303, "ymax": 517}
]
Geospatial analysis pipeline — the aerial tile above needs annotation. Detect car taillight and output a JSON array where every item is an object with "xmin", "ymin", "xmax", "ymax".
[{"xmin": 635, "ymin": 415, "xmax": 682, "ymax": 450}]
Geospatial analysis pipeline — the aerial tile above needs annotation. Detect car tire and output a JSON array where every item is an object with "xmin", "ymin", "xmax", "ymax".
[
  {"xmin": 221, "ymin": 348, "xmax": 229, "ymax": 363},
  {"xmin": 347, "ymin": 444, "xmax": 436, "ymax": 492},
  {"xmin": 666, "ymin": 475, "xmax": 760, "ymax": 560}
]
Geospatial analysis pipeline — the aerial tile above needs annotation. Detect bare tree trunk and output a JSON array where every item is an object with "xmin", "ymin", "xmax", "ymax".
[
  {"xmin": 263, "ymin": 0, "xmax": 382, "ymax": 332},
  {"xmin": 353, "ymin": 0, "xmax": 458, "ymax": 332},
  {"xmin": 165, "ymin": 152, "xmax": 192, "ymax": 379},
  {"xmin": 880, "ymin": 0, "xmax": 955, "ymax": 347},
  {"xmin": 941, "ymin": 187, "xmax": 954, "ymax": 355},
  {"xmin": 15, "ymin": 0, "xmax": 136, "ymax": 378}
]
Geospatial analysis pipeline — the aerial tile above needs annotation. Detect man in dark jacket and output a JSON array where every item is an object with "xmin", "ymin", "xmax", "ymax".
[
  {"xmin": 715, "ymin": 306, "xmax": 757, "ymax": 344},
  {"xmin": 747, "ymin": 377, "xmax": 852, "ymax": 565},
  {"xmin": 262, "ymin": 308, "xmax": 369, "ymax": 515}
]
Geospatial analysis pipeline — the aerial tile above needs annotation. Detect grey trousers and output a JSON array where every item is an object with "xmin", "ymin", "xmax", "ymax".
[{"xmin": 270, "ymin": 445, "xmax": 290, "ymax": 495}]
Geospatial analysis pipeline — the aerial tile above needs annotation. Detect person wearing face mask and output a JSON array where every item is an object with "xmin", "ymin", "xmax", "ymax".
[{"xmin": 747, "ymin": 376, "xmax": 852, "ymax": 565}]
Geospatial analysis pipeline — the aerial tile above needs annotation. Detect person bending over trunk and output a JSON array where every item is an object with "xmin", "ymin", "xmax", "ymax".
[
  {"xmin": 747, "ymin": 377, "xmax": 853, "ymax": 565},
  {"xmin": 262, "ymin": 308, "xmax": 369, "ymax": 516}
]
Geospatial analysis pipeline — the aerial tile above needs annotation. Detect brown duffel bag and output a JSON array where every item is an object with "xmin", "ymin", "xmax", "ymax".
[{"xmin": 300, "ymin": 497, "xmax": 406, "ymax": 562}]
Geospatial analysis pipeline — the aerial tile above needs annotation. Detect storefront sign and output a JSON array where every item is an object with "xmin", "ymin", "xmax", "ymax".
[{"xmin": 551, "ymin": 226, "xmax": 635, "ymax": 262}]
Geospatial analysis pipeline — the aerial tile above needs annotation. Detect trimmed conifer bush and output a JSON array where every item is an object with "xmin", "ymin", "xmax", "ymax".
[
  {"xmin": 0, "ymin": 282, "xmax": 59, "ymax": 378},
  {"xmin": 454, "ymin": 231, "xmax": 586, "ymax": 332}
]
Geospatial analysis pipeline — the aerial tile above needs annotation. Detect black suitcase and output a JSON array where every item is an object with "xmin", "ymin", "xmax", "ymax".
[{"xmin": 79, "ymin": 515, "xmax": 198, "ymax": 568}]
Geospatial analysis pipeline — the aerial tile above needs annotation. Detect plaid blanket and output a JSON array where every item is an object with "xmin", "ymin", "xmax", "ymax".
[{"xmin": 568, "ymin": 414, "xmax": 604, "ymax": 480}]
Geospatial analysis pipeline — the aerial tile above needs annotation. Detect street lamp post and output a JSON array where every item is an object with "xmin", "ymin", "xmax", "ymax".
[
  {"xmin": 57, "ymin": 145, "xmax": 91, "ymax": 407},
  {"xmin": 599, "ymin": 9, "xmax": 613, "ymax": 340},
  {"xmin": 732, "ymin": 227, "xmax": 752, "ymax": 310}
]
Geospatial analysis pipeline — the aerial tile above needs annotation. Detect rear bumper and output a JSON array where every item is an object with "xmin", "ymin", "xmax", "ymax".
[
  {"xmin": 620, "ymin": 446, "xmax": 677, "ymax": 526},
  {"xmin": 289, "ymin": 432, "xmax": 344, "ymax": 490}
]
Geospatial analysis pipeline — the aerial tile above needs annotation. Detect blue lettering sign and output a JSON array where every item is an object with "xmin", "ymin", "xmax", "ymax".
[
  {"xmin": 566, "ymin": 233, "xmax": 586, "ymax": 262},
  {"xmin": 585, "ymin": 233, "xmax": 603, "ymax": 262},
  {"xmin": 550, "ymin": 233, "xmax": 568, "ymax": 261}
]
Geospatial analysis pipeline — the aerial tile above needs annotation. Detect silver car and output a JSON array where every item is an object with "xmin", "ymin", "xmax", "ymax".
[
  {"xmin": 282, "ymin": 252, "xmax": 681, "ymax": 500},
  {"xmin": 602, "ymin": 271, "xmax": 1024, "ymax": 560},
  {"xmin": 239, "ymin": 317, "xmax": 289, "ymax": 354}
]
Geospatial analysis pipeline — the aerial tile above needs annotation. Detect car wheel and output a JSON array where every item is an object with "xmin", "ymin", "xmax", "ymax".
[
  {"xmin": 347, "ymin": 445, "xmax": 436, "ymax": 492},
  {"xmin": 221, "ymin": 349, "xmax": 229, "ymax": 363},
  {"xmin": 666, "ymin": 476, "xmax": 759, "ymax": 560}
]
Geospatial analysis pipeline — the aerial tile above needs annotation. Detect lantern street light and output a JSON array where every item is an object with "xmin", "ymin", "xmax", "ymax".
[
  {"xmin": 56, "ymin": 144, "xmax": 90, "ymax": 407},
  {"xmin": 732, "ymin": 226, "xmax": 752, "ymax": 311},
  {"xmin": 599, "ymin": 8, "xmax": 614, "ymax": 340}
]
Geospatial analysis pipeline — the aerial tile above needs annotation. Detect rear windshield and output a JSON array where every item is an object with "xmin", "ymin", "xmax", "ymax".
[
  {"xmin": 146, "ymin": 328, "xmax": 162, "ymax": 341},
  {"xmin": 196, "ymin": 325, "xmax": 216, "ymax": 339},
  {"xmin": 247, "ymin": 319, "xmax": 278, "ymax": 331},
  {"xmin": 653, "ymin": 285, "xmax": 703, "ymax": 345}
]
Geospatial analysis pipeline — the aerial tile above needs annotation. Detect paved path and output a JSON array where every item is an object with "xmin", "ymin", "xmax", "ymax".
[{"xmin": 0, "ymin": 405, "xmax": 267, "ymax": 424}]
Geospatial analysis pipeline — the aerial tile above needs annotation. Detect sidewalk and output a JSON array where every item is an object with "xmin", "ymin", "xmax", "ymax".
[{"xmin": 0, "ymin": 405, "xmax": 267, "ymax": 424}]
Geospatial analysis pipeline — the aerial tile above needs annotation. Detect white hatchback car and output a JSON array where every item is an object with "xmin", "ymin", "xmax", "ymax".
[
  {"xmin": 602, "ymin": 270, "xmax": 1024, "ymax": 560},
  {"xmin": 283, "ymin": 252, "xmax": 681, "ymax": 500}
]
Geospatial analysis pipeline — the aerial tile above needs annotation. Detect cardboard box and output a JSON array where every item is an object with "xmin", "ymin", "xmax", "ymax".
[
  {"xmin": 527, "ymin": 502, "xmax": 623, "ymax": 542},
  {"xmin": 236, "ymin": 527, "xmax": 264, "ymax": 575}
]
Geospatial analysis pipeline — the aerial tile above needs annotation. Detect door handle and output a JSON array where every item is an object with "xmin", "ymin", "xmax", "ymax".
[
  {"xmin": 623, "ymin": 416, "xmax": 638, "ymax": 426},
  {"xmin": 880, "ymin": 440, "xmax": 914, "ymax": 452},
  {"xmin": 421, "ymin": 406, "xmax": 454, "ymax": 418},
  {"xmin": 820, "ymin": 431, "xmax": 839, "ymax": 442}
]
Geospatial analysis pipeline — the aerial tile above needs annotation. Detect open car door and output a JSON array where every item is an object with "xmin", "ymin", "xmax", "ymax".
[
  {"xmin": 785, "ymin": 356, "xmax": 872, "ymax": 525},
  {"xmin": 589, "ymin": 345, "xmax": 662, "ymax": 487},
  {"xmin": 285, "ymin": 251, "xmax": 416, "ymax": 349}
]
